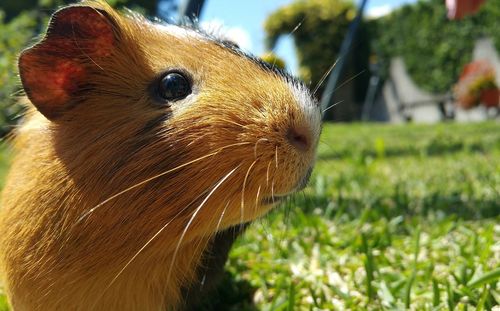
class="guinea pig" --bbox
[0,1,321,310]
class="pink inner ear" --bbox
[22,58,87,116]
[52,7,115,57]
[18,6,116,119]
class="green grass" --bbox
[0,122,499,310]
[218,122,500,310]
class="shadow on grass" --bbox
[183,271,257,311]
[181,224,258,311]
[288,191,500,221]
[318,140,491,162]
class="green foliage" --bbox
[260,52,286,70]
[0,10,36,136]
[371,0,500,94]
[264,0,370,103]
[266,0,500,97]
[224,122,498,310]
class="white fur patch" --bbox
[154,23,205,41]
[288,82,322,142]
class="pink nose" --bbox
[287,126,311,152]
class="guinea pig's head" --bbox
[18,1,321,232]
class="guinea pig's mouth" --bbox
[261,167,313,205]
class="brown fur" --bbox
[0,1,319,310]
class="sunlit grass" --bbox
[219,121,500,310]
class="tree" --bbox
[0,11,37,135]
[371,0,500,94]
[264,0,370,120]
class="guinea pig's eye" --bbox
[158,72,191,102]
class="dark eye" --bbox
[158,72,191,102]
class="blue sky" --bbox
[201,0,417,75]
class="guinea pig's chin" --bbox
[261,166,313,206]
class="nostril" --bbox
[287,127,310,152]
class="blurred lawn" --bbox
[215,122,500,310]
[0,122,499,310]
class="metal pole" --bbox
[361,69,381,121]
[320,0,369,118]
[178,0,206,20]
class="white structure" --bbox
[369,38,499,123]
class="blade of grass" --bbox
[405,226,421,308]
[466,267,500,289]
[361,233,375,302]
[287,281,295,311]
[475,285,489,311]
[432,278,440,307]
[446,281,456,311]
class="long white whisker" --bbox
[254,138,269,159]
[186,199,231,294]
[289,18,305,36]
[313,58,340,96]
[254,185,262,217]
[215,201,230,234]
[321,70,366,101]
[92,187,216,308]
[255,185,262,206]
[166,166,240,285]
[270,17,305,67]
[266,161,272,186]
[77,142,251,222]
[334,70,366,94]
[241,160,257,225]
[322,100,344,114]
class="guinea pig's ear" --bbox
[18,5,117,120]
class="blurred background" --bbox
[0,0,499,310]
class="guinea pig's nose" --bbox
[287,126,311,152]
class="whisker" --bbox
[322,100,344,115]
[241,160,257,225]
[91,186,212,309]
[215,201,230,234]
[185,199,232,295]
[320,70,366,106]
[254,138,269,159]
[270,17,305,68]
[332,70,366,95]
[313,58,340,96]
[289,18,305,36]
[187,133,210,147]
[318,139,335,150]
[77,142,252,222]
[11,88,25,97]
[166,166,240,286]
[254,184,262,218]
[266,161,272,186]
